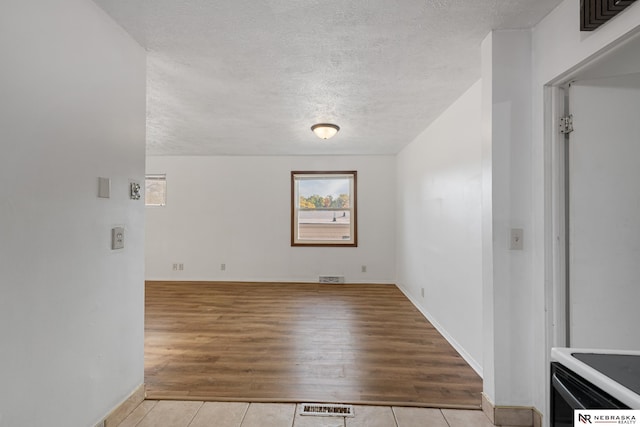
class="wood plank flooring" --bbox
[144,282,482,408]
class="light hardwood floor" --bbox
[145,282,482,408]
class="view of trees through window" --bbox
[298,193,350,209]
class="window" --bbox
[291,171,357,247]
[145,174,166,206]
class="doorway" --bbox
[550,32,640,350]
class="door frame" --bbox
[546,83,569,350]
[545,29,640,352]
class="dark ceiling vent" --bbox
[581,0,637,31]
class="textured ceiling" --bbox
[93,0,562,155]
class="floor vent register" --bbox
[318,276,345,284]
[299,403,355,417]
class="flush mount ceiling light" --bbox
[311,123,340,140]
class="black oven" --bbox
[551,362,629,427]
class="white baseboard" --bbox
[145,278,396,285]
[103,383,145,427]
[396,283,483,377]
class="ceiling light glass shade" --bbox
[311,123,340,139]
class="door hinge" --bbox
[559,114,574,134]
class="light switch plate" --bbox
[111,227,125,250]
[510,228,524,250]
[98,177,111,198]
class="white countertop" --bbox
[551,347,640,409]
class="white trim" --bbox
[396,283,483,378]
[543,82,568,427]
[548,84,568,349]
[144,278,397,285]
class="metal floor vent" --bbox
[299,403,355,417]
[319,275,345,284]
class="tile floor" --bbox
[116,400,497,427]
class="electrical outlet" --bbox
[361,265,367,273]
[111,227,125,250]
[221,263,226,271]
[172,263,178,271]
[178,263,184,271]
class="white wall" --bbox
[531,0,640,418]
[145,156,396,283]
[0,1,146,426]
[481,30,535,406]
[568,80,640,350]
[477,0,640,422]
[396,81,483,375]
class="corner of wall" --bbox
[396,284,483,378]
[103,384,146,427]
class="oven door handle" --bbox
[552,373,586,410]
